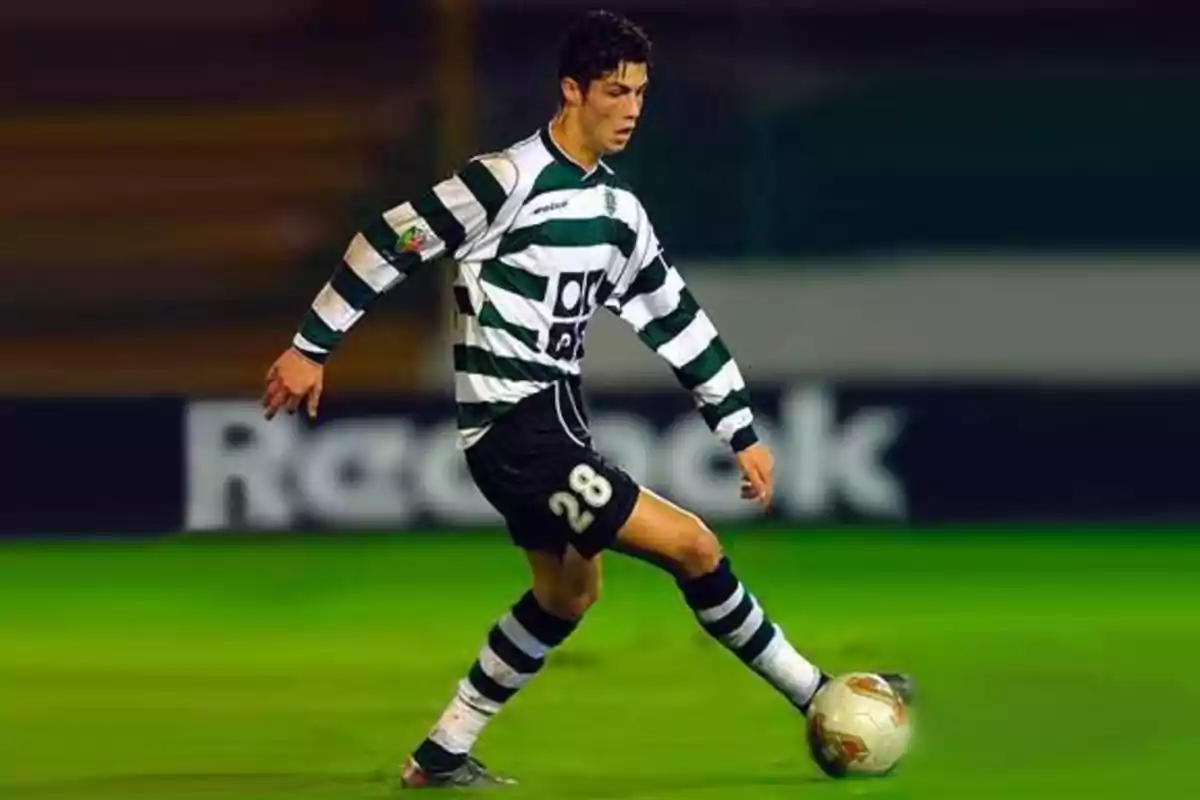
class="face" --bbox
[563,61,648,155]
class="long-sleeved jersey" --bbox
[293,126,758,452]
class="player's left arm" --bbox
[607,245,773,505]
[609,248,756,445]
[605,199,776,504]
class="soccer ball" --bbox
[805,672,911,778]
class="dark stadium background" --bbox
[3,2,1199,798]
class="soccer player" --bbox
[262,9,911,789]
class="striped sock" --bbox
[412,591,577,773]
[679,556,826,712]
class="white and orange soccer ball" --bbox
[805,672,912,778]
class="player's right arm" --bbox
[262,154,518,420]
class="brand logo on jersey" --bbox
[603,186,617,216]
[532,199,569,216]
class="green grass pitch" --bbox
[2,526,1199,798]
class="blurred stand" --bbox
[3,1,1199,396]
[1,1,446,395]
[4,1,1200,533]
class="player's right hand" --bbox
[262,347,324,420]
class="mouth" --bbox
[615,126,635,137]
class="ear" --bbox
[560,76,585,108]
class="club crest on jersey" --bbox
[603,186,616,217]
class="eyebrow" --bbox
[605,80,649,92]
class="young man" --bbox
[262,10,911,789]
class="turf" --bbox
[1,526,1198,798]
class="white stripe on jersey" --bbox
[658,310,719,367]
[460,322,580,376]
[714,407,755,443]
[480,289,547,337]
[343,233,402,292]
[312,284,362,332]
[383,201,447,259]
[501,244,622,279]
[435,175,488,254]
[694,359,746,404]
[454,371,551,406]
[618,267,686,331]
[293,332,328,356]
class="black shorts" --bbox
[464,378,640,559]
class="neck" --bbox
[549,109,600,170]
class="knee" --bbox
[566,578,602,620]
[675,517,724,579]
[535,574,602,622]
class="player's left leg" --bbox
[402,545,600,788]
[614,487,912,712]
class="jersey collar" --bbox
[541,125,611,180]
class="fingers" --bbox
[307,383,322,420]
[747,467,770,509]
[739,453,774,510]
[263,389,288,420]
[759,458,774,508]
[262,374,298,421]
[284,392,303,415]
[263,383,322,422]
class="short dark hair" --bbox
[557,10,652,99]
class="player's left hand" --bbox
[736,441,774,510]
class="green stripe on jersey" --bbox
[528,162,598,199]
[298,310,341,350]
[478,301,539,350]
[638,288,701,351]
[730,426,759,452]
[361,217,424,274]
[497,217,636,260]
[454,344,564,384]
[674,337,734,391]
[480,259,548,300]
[698,387,751,430]
[412,188,466,252]
[622,254,669,303]
[458,160,508,225]
[457,400,516,430]
[329,264,377,310]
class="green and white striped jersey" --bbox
[293,126,758,452]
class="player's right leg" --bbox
[400,546,598,789]
[613,487,913,712]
